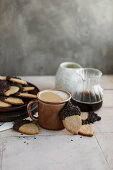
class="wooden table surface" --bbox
[0,75,113,170]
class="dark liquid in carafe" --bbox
[71,91,103,112]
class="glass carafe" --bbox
[71,68,103,112]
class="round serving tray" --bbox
[0,82,39,122]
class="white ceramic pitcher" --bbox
[55,62,81,95]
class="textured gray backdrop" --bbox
[0,0,113,75]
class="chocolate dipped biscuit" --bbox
[0,100,12,107]
[0,76,6,80]
[59,102,82,134]
[59,102,81,120]
[4,97,24,105]
[16,92,37,98]
[4,86,19,96]
[0,80,10,95]
[0,96,24,105]
[13,120,39,135]
[7,76,27,85]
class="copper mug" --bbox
[27,89,71,130]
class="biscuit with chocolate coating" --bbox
[4,86,19,96]
[8,77,27,85]
[0,80,10,95]
[4,97,24,105]
[59,102,81,120]
[0,100,12,107]
[23,87,35,91]
[19,93,37,98]
[13,120,39,135]
[0,76,6,80]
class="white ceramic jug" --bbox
[55,62,81,95]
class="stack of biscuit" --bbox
[0,76,37,108]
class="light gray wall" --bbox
[0,0,113,75]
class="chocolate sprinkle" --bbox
[59,102,81,120]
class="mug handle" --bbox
[27,100,38,121]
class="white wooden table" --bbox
[0,75,113,170]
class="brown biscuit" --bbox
[0,76,6,80]
[0,100,12,107]
[62,115,82,135]
[80,112,88,120]
[23,87,35,91]
[19,93,37,98]
[18,123,39,135]
[4,86,19,96]
[4,97,24,105]
[9,78,27,85]
[78,124,94,136]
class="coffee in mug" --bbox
[27,89,71,130]
[39,90,69,102]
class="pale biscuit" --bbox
[78,124,94,136]
[4,86,19,96]
[23,87,35,91]
[4,97,24,105]
[62,115,82,135]
[9,78,27,85]
[0,100,12,107]
[0,76,6,80]
[18,123,39,135]
[81,112,88,120]
[19,93,37,98]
